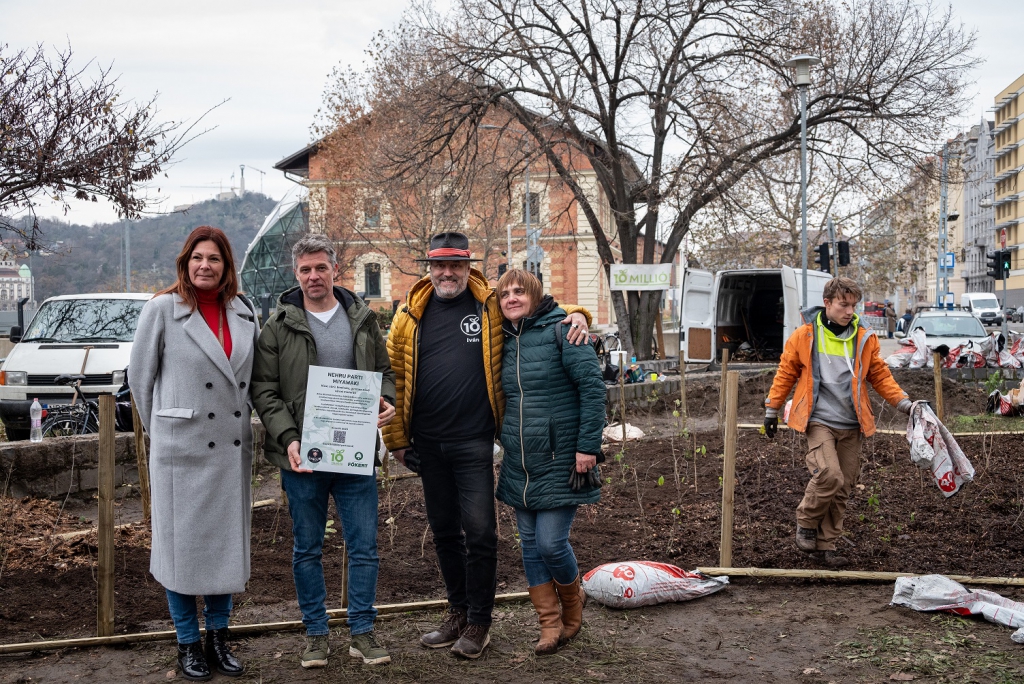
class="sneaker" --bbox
[810,550,849,568]
[349,631,391,666]
[420,608,467,648]
[300,635,330,669]
[795,525,818,552]
[451,624,490,659]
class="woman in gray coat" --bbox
[131,226,258,681]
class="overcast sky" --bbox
[3,0,1022,226]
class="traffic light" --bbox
[987,250,1004,280]
[837,240,850,266]
[814,243,831,273]
[1001,249,1012,279]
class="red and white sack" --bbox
[885,342,915,369]
[907,329,930,368]
[891,574,1024,643]
[906,401,975,497]
[1009,332,1024,366]
[582,562,728,609]
[988,390,1017,416]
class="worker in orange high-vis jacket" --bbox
[763,277,917,567]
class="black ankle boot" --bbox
[177,641,212,681]
[205,627,244,676]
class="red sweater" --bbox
[195,289,232,359]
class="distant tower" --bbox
[239,165,246,196]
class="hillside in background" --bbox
[10,193,278,301]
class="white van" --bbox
[959,292,1002,327]
[0,293,152,439]
[680,266,833,363]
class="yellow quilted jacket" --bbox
[382,269,590,450]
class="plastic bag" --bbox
[891,575,1024,642]
[582,562,728,608]
[906,402,975,497]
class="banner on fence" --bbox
[610,264,672,291]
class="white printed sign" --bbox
[610,264,673,291]
[299,366,381,475]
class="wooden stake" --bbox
[933,352,944,421]
[0,592,531,655]
[719,371,739,568]
[97,394,116,638]
[130,397,151,522]
[619,353,627,443]
[718,347,730,430]
[697,566,1024,586]
[679,366,687,425]
[341,541,349,609]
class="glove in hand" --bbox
[764,415,778,439]
[403,449,421,474]
[568,464,603,492]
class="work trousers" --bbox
[796,422,862,551]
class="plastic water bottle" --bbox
[30,398,43,442]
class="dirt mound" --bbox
[2,428,1020,645]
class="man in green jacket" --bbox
[252,234,396,669]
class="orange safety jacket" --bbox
[765,310,907,437]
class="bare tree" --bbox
[361,0,975,357]
[0,44,205,238]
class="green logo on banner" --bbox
[331,449,345,463]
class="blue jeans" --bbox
[281,468,379,636]
[514,506,580,587]
[416,436,498,626]
[165,589,232,644]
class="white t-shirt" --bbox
[307,302,340,324]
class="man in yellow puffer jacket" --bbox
[764,277,914,567]
[383,232,591,659]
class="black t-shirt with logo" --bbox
[411,288,496,443]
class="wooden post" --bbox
[933,352,944,421]
[719,370,739,568]
[130,397,151,522]
[618,354,627,443]
[718,347,730,430]
[679,367,687,425]
[340,541,349,609]
[97,394,116,637]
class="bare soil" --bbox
[2,367,1021,682]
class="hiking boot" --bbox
[204,627,244,677]
[300,634,330,669]
[451,623,490,659]
[420,607,467,648]
[795,525,818,552]
[810,550,849,568]
[350,631,391,665]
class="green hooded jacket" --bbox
[252,285,396,471]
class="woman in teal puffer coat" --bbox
[495,269,605,656]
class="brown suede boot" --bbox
[554,574,587,643]
[527,582,562,656]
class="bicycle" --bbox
[40,373,133,437]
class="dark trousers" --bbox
[415,436,498,626]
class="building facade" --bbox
[0,251,34,311]
[993,73,1024,307]
[962,119,996,294]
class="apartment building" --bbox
[962,119,996,294]
[992,73,1024,306]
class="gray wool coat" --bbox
[130,293,259,596]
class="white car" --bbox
[0,293,151,440]
[896,310,989,351]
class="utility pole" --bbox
[937,142,949,308]
[124,220,132,292]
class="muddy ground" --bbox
[3,368,1023,682]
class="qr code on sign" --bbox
[333,429,347,444]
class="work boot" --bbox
[451,623,490,659]
[349,631,391,665]
[810,550,849,568]
[204,627,244,676]
[528,581,562,656]
[554,574,587,643]
[300,634,330,669]
[795,525,818,552]
[177,641,213,681]
[420,607,467,648]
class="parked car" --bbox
[0,293,151,440]
[895,309,989,351]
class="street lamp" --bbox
[785,54,821,311]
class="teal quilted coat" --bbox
[496,299,605,510]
